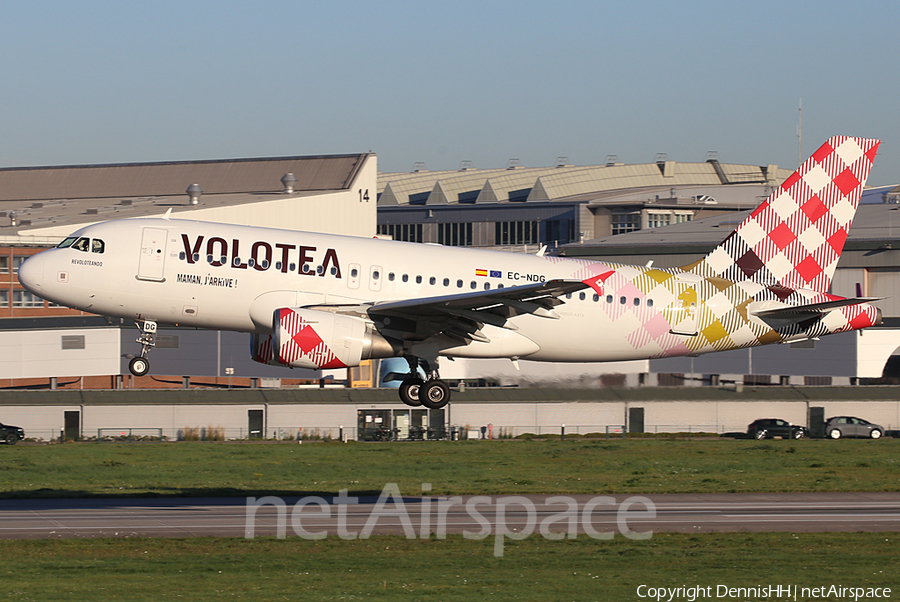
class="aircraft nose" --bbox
[17,254,44,293]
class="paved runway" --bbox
[0,492,898,539]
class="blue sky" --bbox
[2,1,898,185]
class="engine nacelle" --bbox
[256,308,399,369]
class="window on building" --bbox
[673,213,693,224]
[377,224,423,243]
[12,256,27,273]
[12,289,43,308]
[0,290,7,307]
[611,213,640,235]
[495,220,539,245]
[647,212,671,229]
[0,257,7,274]
[437,222,474,246]
[545,219,573,244]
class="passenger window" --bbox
[566,293,572,300]
[193,253,200,263]
[72,237,90,252]
[443,278,450,287]
[470,281,476,289]
[317,265,324,275]
[402,274,409,283]
[647,299,654,307]
[276,261,283,270]
[484,283,490,290]
[372,270,380,280]
[248,258,256,268]
[497,284,504,289]
[389,273,395,281]
[91,239,105,253]
[606,295,613,303]
[416,275,422,284]
[57,237,77,249]
[351,268,359,278]
[579,292,586,301]
[429,277,436,285]
[619,297,626,305]
[633,298,640,306]
[593,294,599,302]
[457,280,463,288]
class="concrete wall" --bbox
[3,388,898,441]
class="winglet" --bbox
[689,136,880,293]
[163,208,173,220]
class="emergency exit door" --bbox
[137,228,168,282]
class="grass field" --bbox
[0,438,897,498]
[0,533,896,601]
[2,439,897,600]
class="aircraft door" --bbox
[137,228,168,282]
[668,274,700,336]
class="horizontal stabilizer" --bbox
[753,297,882,320]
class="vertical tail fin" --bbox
[688,136,880,292]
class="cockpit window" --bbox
[57,237,77,249]
[91,239,105,254]
[72,237,90,252]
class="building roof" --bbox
[0,153,370,237]
[563,203,900,258]
[377,160,793,207]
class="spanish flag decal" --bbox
[475,269,488,277]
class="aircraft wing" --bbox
[366,278,589,343]
[307,279,588,344]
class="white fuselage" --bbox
[17,216,875,366]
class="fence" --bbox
[18,422,894,443]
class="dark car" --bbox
[0,422,25,445]
[824,416,884,439]
[747,418,808,440]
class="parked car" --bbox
[824,416,884,439]
[0,422,25,445]
[747,418,808,440]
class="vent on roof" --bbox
[605,155,618,167]
[555,156,569,168]
[8,211,17,227]
[507,158,522,170]
[413,162,427,172]
[187,183,202,205]
[281,173,297,194]
[459,160,474,171]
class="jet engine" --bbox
[253,308,400,369]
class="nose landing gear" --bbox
[128,320,157,377]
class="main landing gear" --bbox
[398,356,450,410]
[128,320,157,377]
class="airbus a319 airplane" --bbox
[18,136,881,409]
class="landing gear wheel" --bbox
[129,356,150,377]
[420,380,450,410]
[399,378,424,407]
